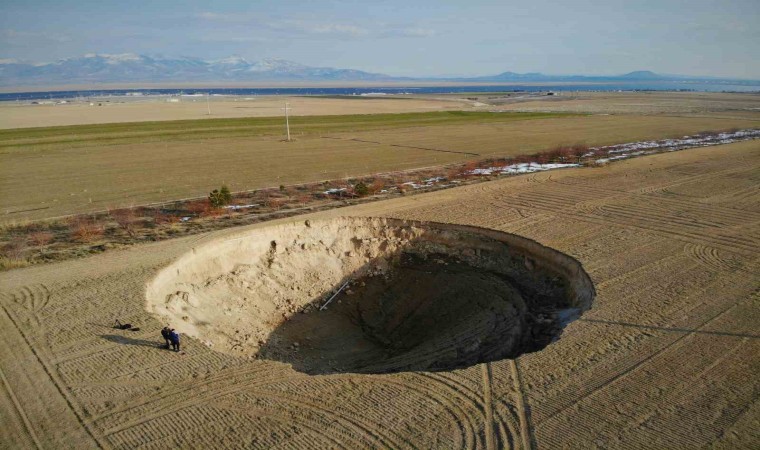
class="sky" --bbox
[1,0,759,78]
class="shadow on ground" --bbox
[100,334,166,349]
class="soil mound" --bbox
[146,217,595,374]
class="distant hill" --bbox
[0,53,394,86]
[453,69,683,83]
[0,53,755,86]
[618,70,664,79]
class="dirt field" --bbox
[3,111,758,223]
[0,96,470,129]
[1,140,757,448]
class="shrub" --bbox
[533,152,551,164]
[369,179,386,194]
[296,194,313,206]
[29,231,54,246]
[513,154,532,164]
[153,211,179,225]
[461,161,479,177]
[489,159,510,169]
[70,218,103,243]
[186,200,210,215]
[571,144,589,158]
[111,208,137,237]
[447,168,463,180]
[209,185,232,208]
[1,239,27,260]
[354,182,369,197]
[265,197,285,210]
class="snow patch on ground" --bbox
[596,129,760,155]
[323,188,347,195]
[470,162,580,176]
[224,204,258,210]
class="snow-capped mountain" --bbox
[0,53,392,85]
[1,53,755,87]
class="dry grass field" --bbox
[0,140,758,448]
[3,109,758,223]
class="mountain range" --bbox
[0,53,755,87]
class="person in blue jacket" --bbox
[169,329,180,352]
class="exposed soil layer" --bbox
[147,217,595,374]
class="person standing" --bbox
[169,329,181,352]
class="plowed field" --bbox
[1,139,758,448]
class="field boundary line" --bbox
[333,136,482,157]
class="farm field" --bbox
[0,95,471,130]
[2,109,759,223]
[3,91,759,131]
[467,91,760,118]
[1,139,758,448]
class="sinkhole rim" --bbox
[146,217,596,374]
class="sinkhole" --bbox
[147,217,595,374]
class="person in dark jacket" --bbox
[161,327,172,349]
[169,329,180,352]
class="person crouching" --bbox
[161,327,172,349]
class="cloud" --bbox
[195,12,247,23]
[309,23,368,36]
[1,29,72,43]
[195,12,427,39]
[375,23,437,38]
[197,35,271,43]
[397,27,436,37]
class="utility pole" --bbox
[282,102,292,141]
[206,92,211,115]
